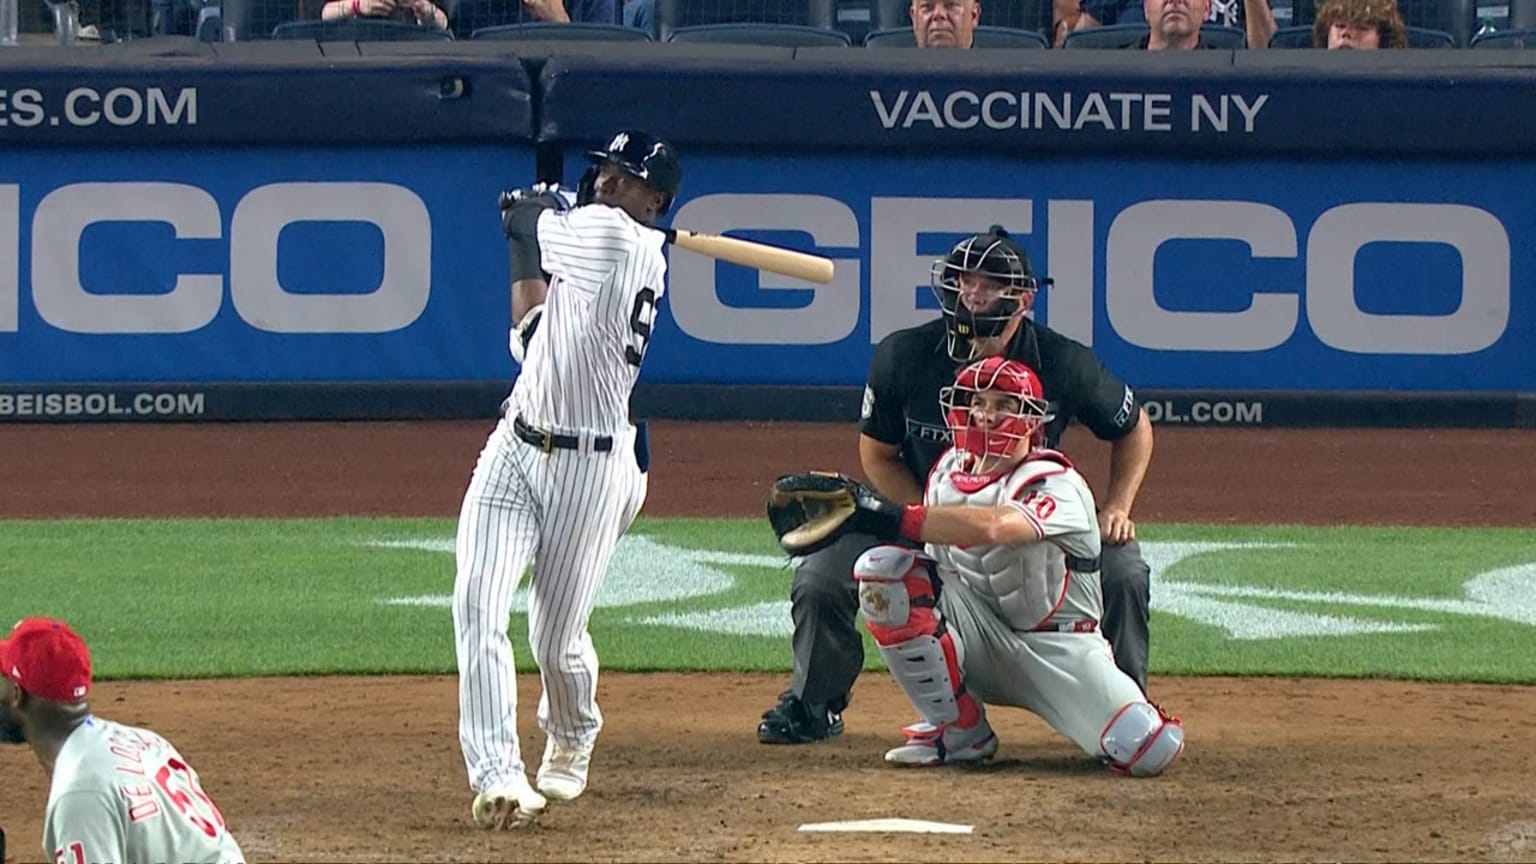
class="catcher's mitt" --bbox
[765,471,904,556]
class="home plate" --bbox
[798,818,973,834]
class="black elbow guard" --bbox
[504,202,546,282]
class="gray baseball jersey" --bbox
[43,717,244,864]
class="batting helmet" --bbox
[930,226,1050,362]
[583,130,683,215]
[940,356,1051,464]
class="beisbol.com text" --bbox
[0,392,206,419]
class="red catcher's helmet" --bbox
[941,357,1051,463]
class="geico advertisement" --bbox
[637,155,1531,390]
[0,147,527,383]
[2,151,1528,391]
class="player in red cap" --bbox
[1,617,245,864]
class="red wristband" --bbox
[898,504,927,541]
[351,0,360,15]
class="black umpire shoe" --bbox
[757,691,845,744]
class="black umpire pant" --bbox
[787,532,1152,716]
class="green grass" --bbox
[2,518,1532,684]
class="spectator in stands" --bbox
[311,0,448,27]
[1056,0,1272,48]
[910,0,980,47]
[623,0,974,41]
[516,0,610,22]
[1128,0,1218,46]
[1311,0,1405,46]
[458,0,614,33]
[152,0,196,36]
[622,0,651,32]
[72,0,151,38]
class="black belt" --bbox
[513,416,613,454]
[1067,555,1101,572]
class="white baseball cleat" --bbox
[471,776,547,829]
[884,721,999,766]
[535,739,593,801]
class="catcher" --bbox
[766,357,1184,774]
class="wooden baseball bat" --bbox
[501,184,834,283]
[663,229,836,285]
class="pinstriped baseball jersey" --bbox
[454,197,665,804]
[43,717,244,864]
[926,449,1102,632]
[506,205,667,434]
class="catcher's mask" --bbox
[930,226,1050,362]
[941,356,1051,463]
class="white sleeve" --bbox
[536,205,642,299]
[1010,472,1097,544]
[44,791,127,864]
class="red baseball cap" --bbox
[0,618,92,703]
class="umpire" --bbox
[757,225,1155,744]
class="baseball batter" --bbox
[0,617,246,864]
[453,130,682,829]
[850,358,1184,772]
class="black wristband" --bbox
[855,485,905,540]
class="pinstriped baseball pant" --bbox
[452,416,646,794]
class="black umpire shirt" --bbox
[860,317,1141,485]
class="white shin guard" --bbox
[877,634,964,728]
[855,545,970,731]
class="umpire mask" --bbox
[930,226,1048,362]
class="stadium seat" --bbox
[271,18,455,38]
[1195,22,1245,44]
[654,0,836,40]
[471,21,651,37]
[1266,23,1309,44]
[1291,0,1475,45]
[972,24,1048,45]
[1513,0,1536,28]
[861,24,915,43]
[204,0,287,38]
[1061,21,1146,46]
[666,21,851,42]
[195,3,222,38]
[1471,25,1536,44]
[1404,24,1455,44]
[836,0,870,43]
[1062,21,1245,47]
[862,23,1046,45]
